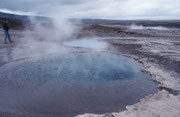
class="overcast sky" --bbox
[0,0,179,19]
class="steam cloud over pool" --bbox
[0,52,157,117]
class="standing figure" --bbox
[3,20,13,44]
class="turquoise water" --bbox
[64,39,107,49]
[0,52,157,117]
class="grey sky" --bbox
[0,0,179,19]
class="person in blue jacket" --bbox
[3,20,13,44]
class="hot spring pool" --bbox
[0,52,157,117]
[64,39,107,49]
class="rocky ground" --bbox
[0,22,180,117]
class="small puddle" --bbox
[0,52,157,117]
[64,39,107,49]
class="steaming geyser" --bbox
[0,52,157,117]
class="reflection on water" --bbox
[0,52,157,117]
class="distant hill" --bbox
[0,12,50,30]
[0,12,180,29]
[80,19,180,28]
[0,12,30,20]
